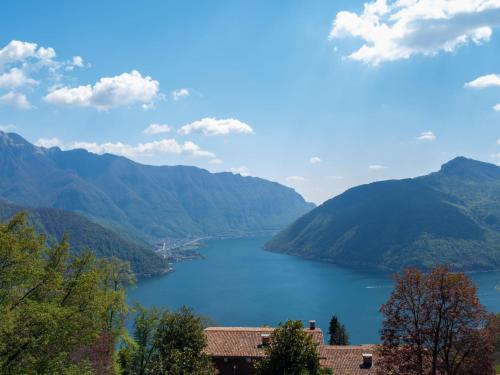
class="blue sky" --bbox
[1,0,500,203]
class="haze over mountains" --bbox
[267,157,500,271]
[0,131,314,275]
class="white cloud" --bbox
[209,158,223,164]
[0,123,16,132]
[465,73,500,88]
[35,137,62,148]
[286,175,307,182]
[369,164,388,170]
[0,92,31,109]
[229,166,250,176]
[329,0,500,65]
[35,137,215,159]
[179,117,254,136]
[171,88,189,101]
[0,40,38,67]
[416,131,436,141]
[497,139,500,144]
[143,123,171,135]
[309,156,322,164]
[72,56,84,68]
[493,103,500,111]
[0,68,38,89]
[43,70,160,110]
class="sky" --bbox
[1,0,500,204]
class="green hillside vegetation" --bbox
[0,200,168,277]
[0,132,313,241]
[266,157,500,271]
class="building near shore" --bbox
[204,320,377,375]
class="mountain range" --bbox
[266,157,500,271]
[0,131,313,275]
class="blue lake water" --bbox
[128,236,500,344]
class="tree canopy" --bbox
[378,266,497,375]
[119,305,214,375]
[255,320,331,375]
[0,213,134,375]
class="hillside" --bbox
[266,157,500,271]
[0,132,314,241]
[0,200,168,277]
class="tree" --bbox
[328,315,349,345]
[118,305,162,375]
[148,306,214,375]
[378,266,496,375]
[0,213,134,375]
[255,320,331,375]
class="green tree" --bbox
[255,320,331,375]
[148,306,214,375]
[0,213,133,375]
[328,315,349,345]
[118,305,162,375]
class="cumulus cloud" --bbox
[35,137,215,159]
[209,158,223,164]
[0,68,38,89]
[0,92,31,109]
[369,164,388,170]
[0,40,39,67]
[329,0,500,65]
[43,70,160,110]
[143,123,171,135]
[171,88,189,101]
[416,131,436,141]
[178,117,254,136]
[465,73,500,88]
[286,175,307,182]
[494,104,500,111]
[309,156,322,164]
[229,166,250,176]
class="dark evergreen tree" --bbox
[328,315,349,345]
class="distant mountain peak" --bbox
[438,156,500,179]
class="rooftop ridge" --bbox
[204,326,323,332]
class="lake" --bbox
[128,236,500,344]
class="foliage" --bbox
[255,320,331,375]
[0,200,168,277]
[267,157,500,271]
[119,305,214,375]
[0,213,134,375]
[118,305,162,375]
[328,315,349,345]
[377,266,496,375]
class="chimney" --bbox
[261,333,270,346]
[362,353,373,367]
[309,320,316,330]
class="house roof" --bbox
[320,345,378,375]
[203,326,378,375]
[203,326,325,358]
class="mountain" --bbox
[0,132,313,241]
[0,199,168,277]
[266,157,500,271]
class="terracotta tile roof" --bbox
[203,327,325,358]
[321,345,378,375]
